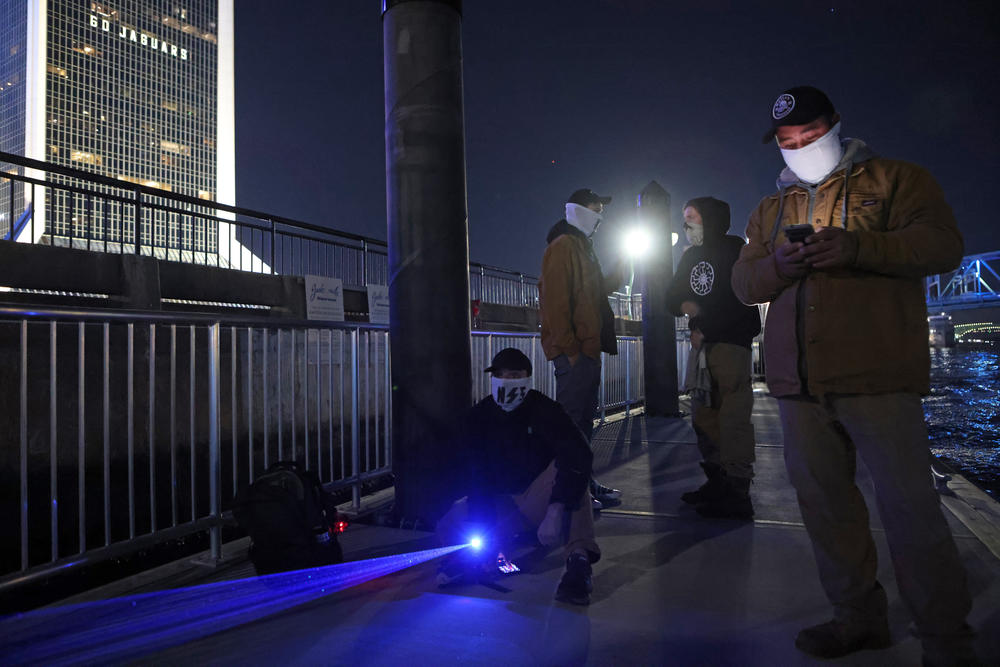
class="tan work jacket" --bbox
[539,223,618,361]
[732,150,963,397]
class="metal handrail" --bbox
[0,151,644,313]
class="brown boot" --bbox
[695,475,753,520]
[681,462,725,505]
[795,618,891,659]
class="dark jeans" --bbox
[553,353,601,443]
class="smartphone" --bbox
[784,224,814,244]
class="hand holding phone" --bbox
[784,224,814,244]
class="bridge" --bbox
[926,250,1000,341]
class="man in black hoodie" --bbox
[666,196,761,519]
[435,348,600,605]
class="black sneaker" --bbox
[555,553,593,605]
[590,479,622,502]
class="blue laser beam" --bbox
[0,543,467,666]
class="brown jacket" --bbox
[539,221,619,361]
[732,141,963,397]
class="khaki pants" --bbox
[778,393,972,640]
[436,461,600,561]
[691,343,756,479]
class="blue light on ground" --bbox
[0,544,467,666]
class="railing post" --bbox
[519,273,525,306]
[599,354,607,425]
[134,187,142,257]
[207,323,223,561]
[624,341,631,416]
[269,218,276,275]
[362,239,368,286]
[351,328,361,511]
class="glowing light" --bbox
[468,536,483,550]
[622,227,653,259]
[0,544,468,664]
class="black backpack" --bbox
[233,461,344,575]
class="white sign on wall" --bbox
[304,275,345,322]
[367,284,390,325]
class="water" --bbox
[924,343,1000,498]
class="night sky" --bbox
[235,1,999,277]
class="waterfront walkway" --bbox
[4,389,999,665]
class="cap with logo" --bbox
[567,188,612,207]
[762,86,836,144]
[484,347,532,375]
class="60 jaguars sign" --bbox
[89,14,189,60]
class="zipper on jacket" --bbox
[795,186,818,395]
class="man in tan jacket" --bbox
[732,86,976,666]
[539,188,623,509]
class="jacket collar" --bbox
[546,219,589,245]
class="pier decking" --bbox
[4,389,998,666]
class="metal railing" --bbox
[0,305,391,592]
[0,151,644,315]
[0,302,647,592]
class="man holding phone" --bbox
[732,86,976,665]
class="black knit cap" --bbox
[484,347,532,375]
[567,188,612,207]
[762,86,836,143]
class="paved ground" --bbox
[2,390,998,666]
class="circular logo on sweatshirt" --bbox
[690,261,714,296]
[772,93,795,120]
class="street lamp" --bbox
[621,225,654,319]
[622,226,653,260]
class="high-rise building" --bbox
[1,0,242,266]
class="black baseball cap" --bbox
[567,188,612,207]
[484,347,532,375]
[762,86,836,143]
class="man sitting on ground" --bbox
[436,347,600,605]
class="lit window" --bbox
[71,151,103,166]
[160,139,191,155]
[70,42,100,56]
[46,64,68,78]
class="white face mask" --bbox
[779,121,844,184]
[491,376,531,412]
[684,225,704,246]
[565,203,603,237]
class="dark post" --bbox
[383,0,472,525]
[636,181,679,416]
